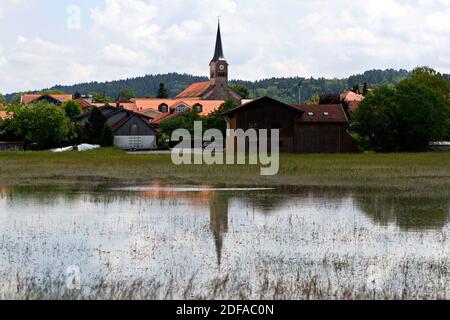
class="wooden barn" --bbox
[223,96,356,153]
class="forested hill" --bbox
[6,69,443,103]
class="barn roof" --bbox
[292,104,349,123]
[224,96,349,123]
[223,96,294,115]
[21,94,73,104]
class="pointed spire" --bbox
[212,19,225,61]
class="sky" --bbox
[0,0,449,93]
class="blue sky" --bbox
[1,0,449,93]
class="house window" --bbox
[194,104,203,113]
[249,122,258,129]
[159,104,168,113]
[272,122,282,129]
[173,104,189,113]
[308,112,314,116]
[323,112,329,116]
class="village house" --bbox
[77,105,158,150]
[223,96,356,153]
[340,91,365,113]
[20,94,73,105]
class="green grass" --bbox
[0,148,449,196]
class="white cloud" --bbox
[100,44,147,65]
[0,0,450,93]
[0,0,28,19]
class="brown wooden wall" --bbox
[294,123,356,153]
[229,100,298,153]
[227,101,357,153]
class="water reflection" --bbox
[354,195,450,231]
[1,184,449,273]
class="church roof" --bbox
[176,81,212,99]
[212,22,225,61]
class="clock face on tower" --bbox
[219,64,225,71]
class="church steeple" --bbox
[210,20,229,86]
[212,20,225,62]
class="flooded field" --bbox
[0,184,448,300]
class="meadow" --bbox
[0,148,449,197]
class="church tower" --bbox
[209,21,229,86]
[176,20,241,104]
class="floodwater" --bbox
[0,184,448,299]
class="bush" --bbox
[84,107,106,145]
[62,100,82,119]
[351,80,450,152]
[100,124,114,147]
[9,101,72,150]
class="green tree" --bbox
[117,88,135,101]
[62,100,82,119]
[362,83,369,96]
[100,123,114,147]
[305,94,320,105]
[230,84,250,99]
[160,109,201,138]
[92,93,111,103]
[73,91,82,99]
[10,93,23,105]
[395,79,449,150]
[0,93,5,104]
[351,85,397,152]
[9,101,72,150]
[410,66,450,101]
[352,80,449,152]
[39,89,65,95]
[157,83,169,98]
[84,107,107,145]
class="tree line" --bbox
[5,69,439,104]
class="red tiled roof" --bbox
[75,98,95,111]
[0,111,13,120]
[176,82,212,99]
[21,94,73,104]
[292,104,348,123]
[340,91,364,112]
[151,112,183,125]
[131,98,224,116]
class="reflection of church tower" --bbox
[209,192,229,268]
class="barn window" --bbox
[159,104,168,113]
[272,122,282,129]
[308,112,314,116]
[323,112,329,116]
[249,122,258,129]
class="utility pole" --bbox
[298,80,303,104]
